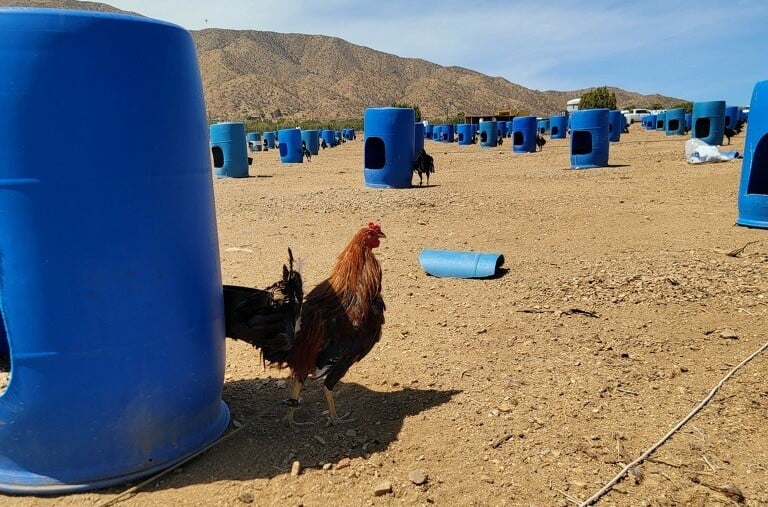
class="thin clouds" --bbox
[101,0,767,105]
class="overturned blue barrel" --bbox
[210,122,248,178]
[496,121,508,138]
[479,121,498,147]
[263,131,277,149]
[550,115,567,139]
[301,129,320,155]
[425,124,434,139]
[419,249,505,279]
[414,122,425,155]
[655,111,666,130]
[441,124,454,142]
[363,107,415,188]
[608,110,623,142]
[457,124,474,145]
[512,116,537,153]
[692,100,725,146]
[725,105,740,128]
[278,128,303,163]
[570,108,610,169]
[643,115,656,130]
[665,108,686,135]
[737,80,768,229]
[246,132,262,152]
[0,8,229,493]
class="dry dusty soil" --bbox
[1,126,767,506]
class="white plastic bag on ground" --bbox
[685,138,739,164]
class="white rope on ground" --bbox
[580,338,768,507]
[96,423,246,507]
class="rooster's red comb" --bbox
[367,222,382,232]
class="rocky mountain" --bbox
[1,1,685,121]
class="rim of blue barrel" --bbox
[0,7,186,31]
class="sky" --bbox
[99,0,768,107]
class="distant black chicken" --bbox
[223,248,303,364]
[413,149,434,186]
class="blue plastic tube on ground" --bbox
[419,249,505,278]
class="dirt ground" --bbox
[2,125,767,506]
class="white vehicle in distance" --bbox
[621,108,652,124]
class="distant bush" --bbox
[240,117,364,133]
[580,87,617,110]
[670,101,693,113]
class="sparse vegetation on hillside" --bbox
[579,86,617,110]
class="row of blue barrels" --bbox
[641,101,747,145]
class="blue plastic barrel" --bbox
[246,131,262,152]
[692,100,725,146]
[263,131,277,149]
[665,109,686,136]
[363,107,415,188]
[736,80,768,228]
[301,129,320,155]
[321,129,336,147]
[570,108,610,169]
[550,115,567,139]
[425,124,434,139]
[725,105,740,128]
[278,128,303,163]
[512,116,537,153]
[644,115,656,130]
[419,249,505,279]
[608,110,623,142]
[685,113,692,132]
[536,119,549,135]
[655,111,666,131]
[442,124,455,142]
[0,8,229,493]
[457,124,473,145]
[505,121,513,137]
[414,122,425,155]
[496,121,507,139]
[479,121,498,147]
[210,122,248,178]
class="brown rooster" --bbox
[223,223,386,426]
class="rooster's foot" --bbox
[324,411,355,427]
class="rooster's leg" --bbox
[323,386,354,426]
[282,378,313,427]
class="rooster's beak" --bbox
[378,231,386,239]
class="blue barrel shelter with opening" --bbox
[363,107,415,188]
[278,128,303,163]
[608,110,623,142]
[655,111,666,131]
[737,80,768,229]
[496,121,507,139]
[457,124,473,145]
[414,122,425,155]
[570,108,610,169]
[301,129,320,156]
[692,100,725,146]
[685,113,692,132]
[665,108,686,136]
[263,131,276,149]
[536,119,549,135]
[505,121,513,137]
[550,115,567,139]
[246,132,262,152]
[725,105,740,128]
[210,122,248,178]
[321,129,336,147]
[425,124,434,139]
[479,121,498,147]
[441,124,454,143]
[512,116,537,153]
[643,115,656,130]
[0,9,229,493]
[432,126,441,141]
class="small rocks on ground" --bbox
[290,461,301,476]
[409,469,428,485]
[373,480,393,496]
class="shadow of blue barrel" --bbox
[442,124,454,143]
[665,109,686,136]
[263,131,277,149]
[737,81,768,228]
[692,100,725,145]
[570,108,610,169]
[278,128,303,163]
[512,116,537,153]
[363,107,415,188]
[655,111,666,131]
[457,124,473,145]
[550,115,567,139]
[301,129,320,155]
[414,123,425,155]
[425,124,434,139]
[725,105,740,128]
[210,122,248,178]
[479,121,497,147]
[643,115,656,130]
[496,121,507,138]
[0,9,229,493]
[246,132,262,152]
[608,110,623,142]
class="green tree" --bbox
[580,86,617,110]
[670,101,693,113]
[391,102,421,121]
